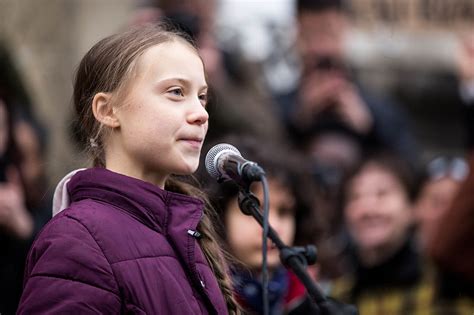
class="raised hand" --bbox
[0,166,33,239]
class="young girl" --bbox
[18,25,237,314]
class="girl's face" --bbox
[108,40,209,186]
[225,178,296,271]
[344,163,413,255]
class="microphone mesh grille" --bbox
[205,143,241,179]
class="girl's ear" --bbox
[92,92,120,128]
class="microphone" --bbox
[205,143,265,186]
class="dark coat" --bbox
[18,168,228,314]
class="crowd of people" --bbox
[1,0,473,314]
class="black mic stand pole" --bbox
[238,189,348,315]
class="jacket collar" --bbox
[350,236,421,294]
[67,168,204,234]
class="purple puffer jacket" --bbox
[18,168,228,314]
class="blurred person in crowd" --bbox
[427,154,474,301]
[201,135,320,314]
[415,156,468,253]
[0,91,49,315]
[329,152,430,314]
[423,32,474,311]
[130,0,285,145]
[302,121,365,281]
[415,156,474,313]
[14,111,51,225]
[275,0,419,166]
[18,24,240,314]
[305,122,364,225]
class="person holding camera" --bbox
[274,0,419,166]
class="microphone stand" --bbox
[238,188,353,315]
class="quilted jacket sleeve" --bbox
[17,214,121,314]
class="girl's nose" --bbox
[187,99,209,125]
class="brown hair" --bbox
[341,151,419,205]
[72,24,238,314]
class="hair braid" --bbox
[166,177,241,314]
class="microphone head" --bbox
[205,143,241,179]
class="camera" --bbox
[313,55,346,73]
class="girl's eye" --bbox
[168,88,184,97]
[199,93,208,106]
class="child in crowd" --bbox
[202,135,323,315]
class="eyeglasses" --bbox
[426,156,469,182]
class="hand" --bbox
[0,166,33,239]
[456,32,474,84]
[295,71,346,128]
[333,83,373,134]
